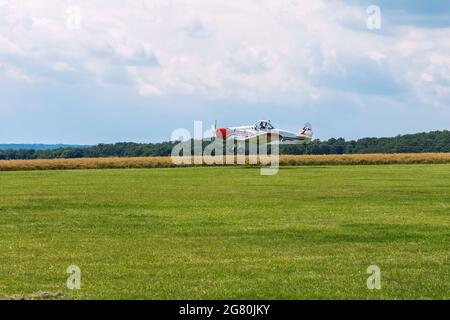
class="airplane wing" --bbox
[244,132,282,144]
[271,135,309,145]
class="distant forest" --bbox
[0,144,91,151]
[0,130,449,160]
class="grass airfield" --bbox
[0,165,449,299]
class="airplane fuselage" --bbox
[216,125,312,145]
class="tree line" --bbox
[0,130,449,160]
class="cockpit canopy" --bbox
[255,120,274,130]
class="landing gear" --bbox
[225,140,246,155]
[226,143,235,155]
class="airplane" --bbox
[212,120,313,145]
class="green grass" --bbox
[0,165,449,299]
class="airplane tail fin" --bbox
[299,122,313,138]
[212,120,218,138]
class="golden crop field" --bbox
[1,153,450,171]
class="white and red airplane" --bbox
[213,120,313,145]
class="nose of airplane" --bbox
[216,128,227,138]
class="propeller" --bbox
[212,120,218,138]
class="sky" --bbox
[0,0,449,144]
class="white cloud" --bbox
[365,51,386,64]
[2,65,31,83]
[0,0,449,107]
[51,62,76,72]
